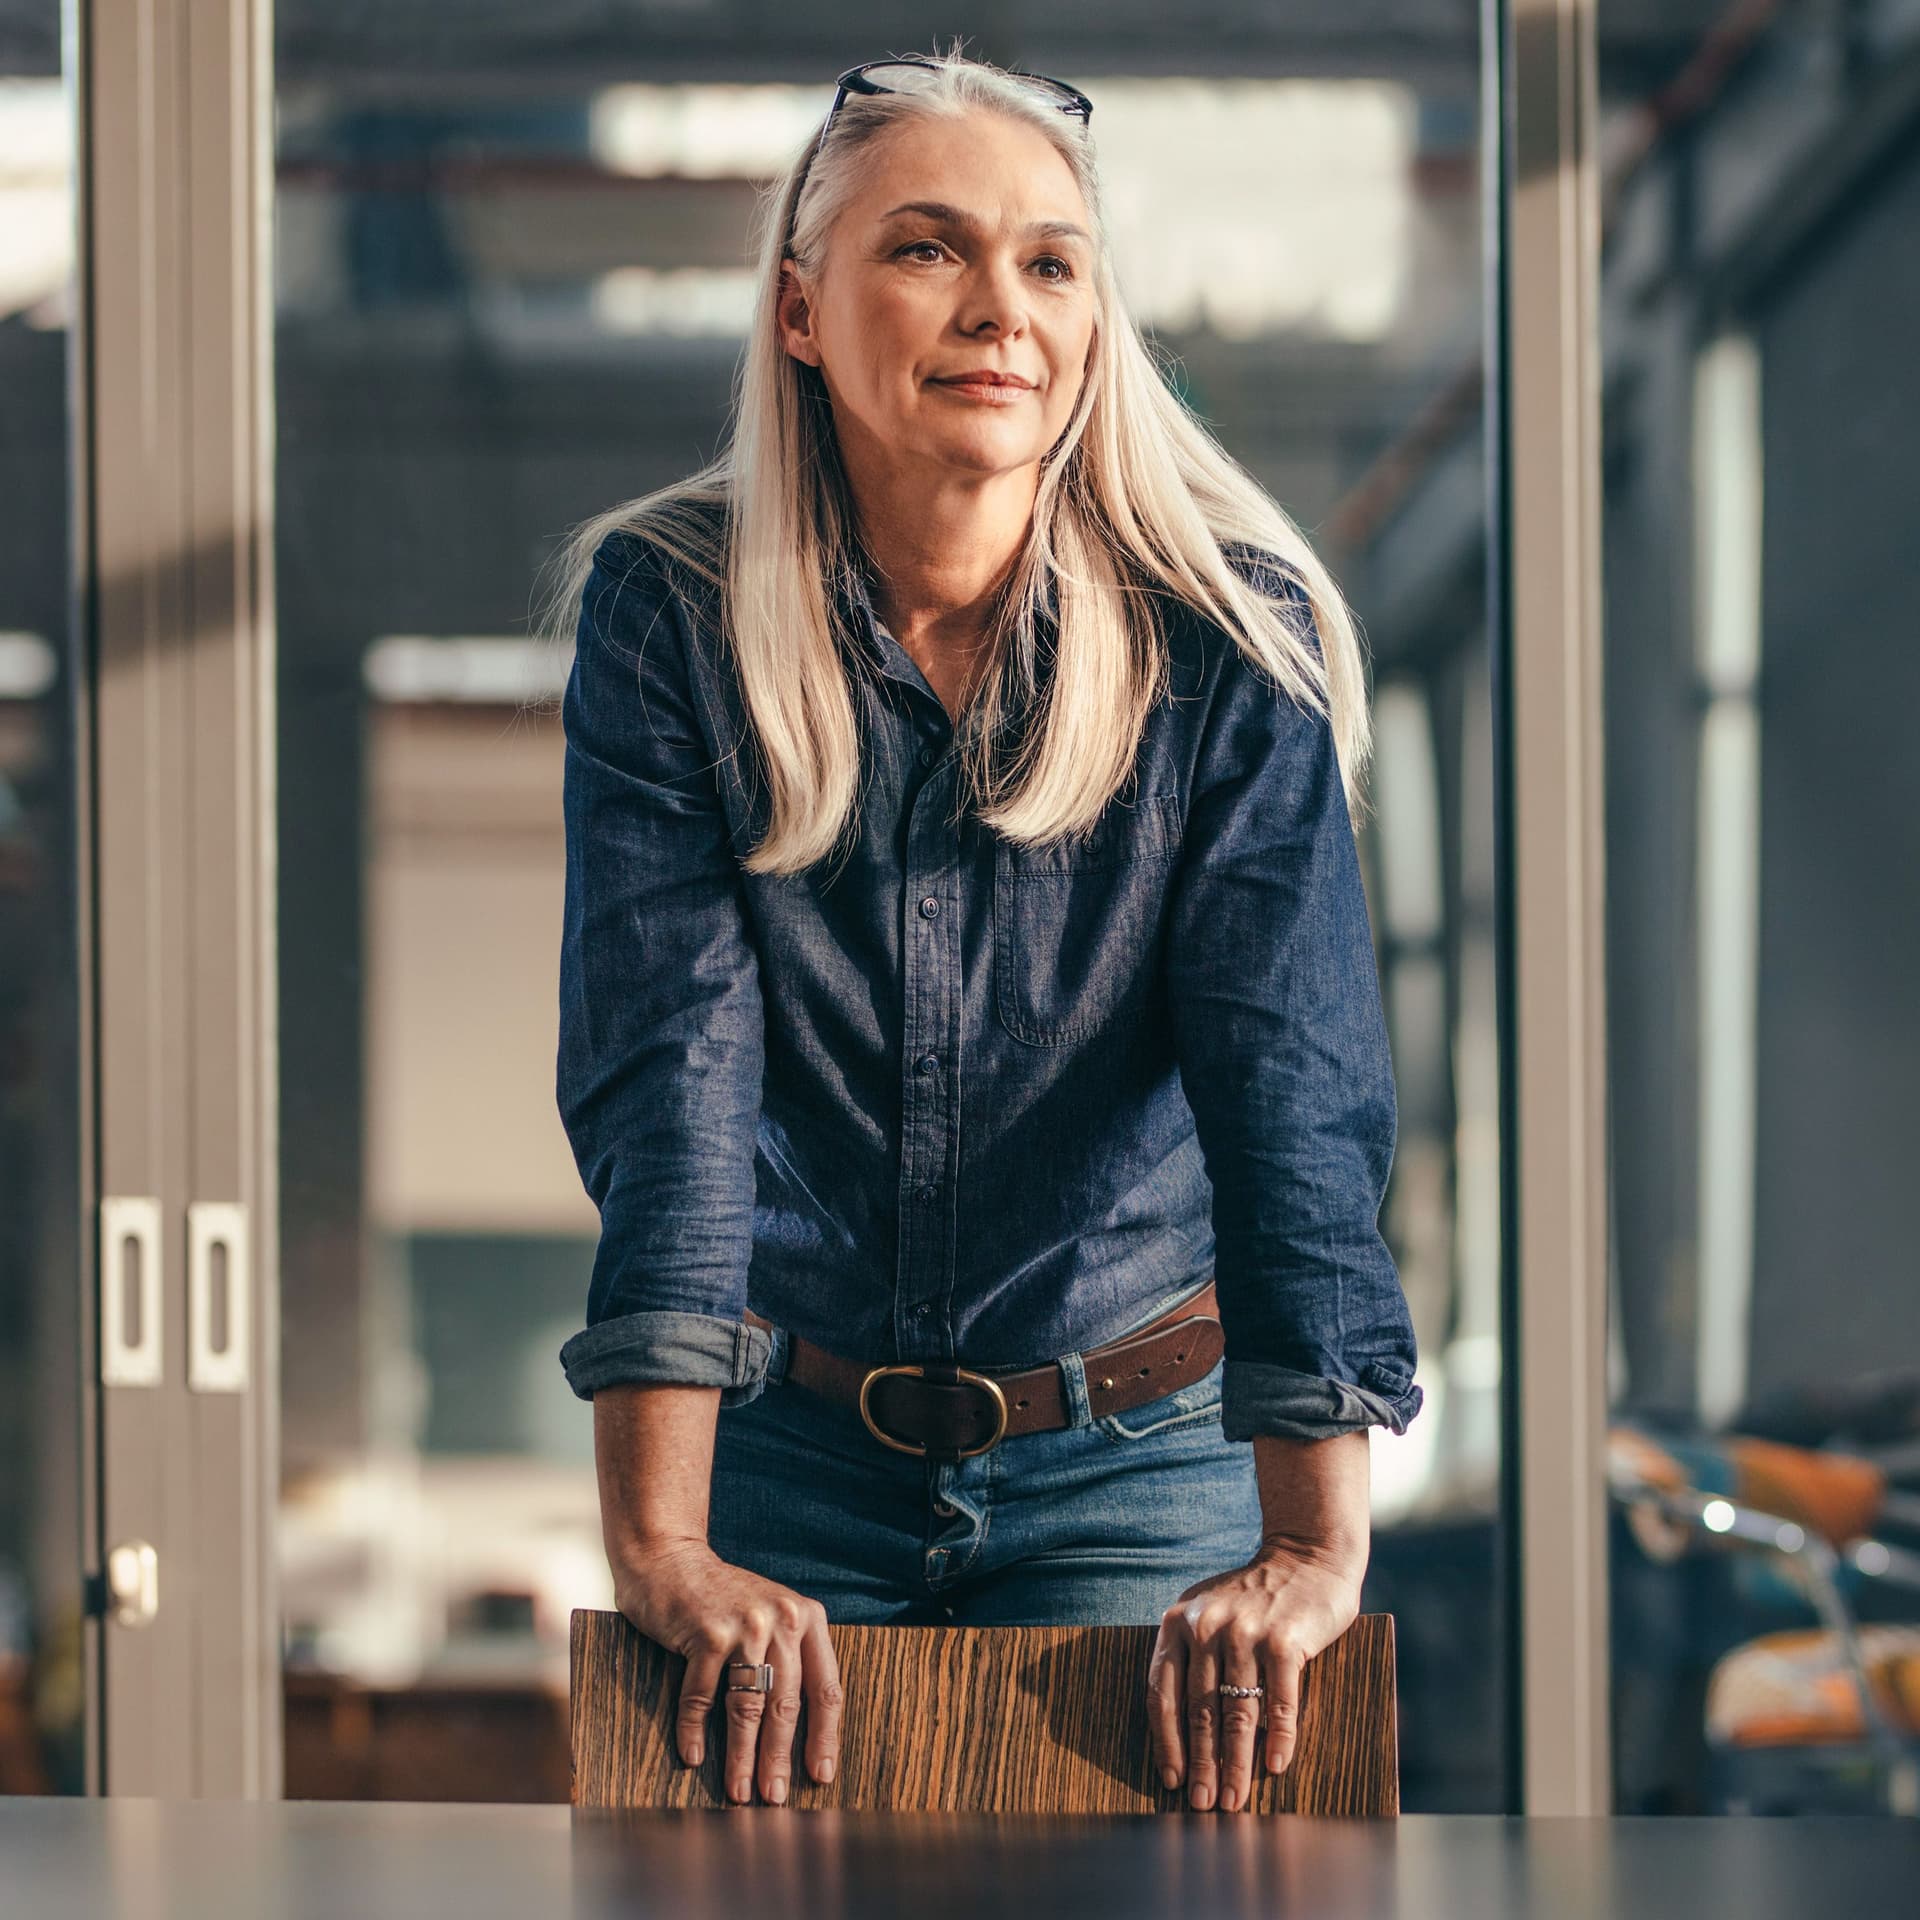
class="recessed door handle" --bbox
[187,1201,250,1393]
[100,1197,162,1387]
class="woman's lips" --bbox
[931,376,1033,403]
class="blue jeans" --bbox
[706,1327,1264,1625]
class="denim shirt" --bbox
[554,513,1423,1443]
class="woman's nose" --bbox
[957,263,1029,336]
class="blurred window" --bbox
[1599,0,1920,1817]
[0,23,84,1796]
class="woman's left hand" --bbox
[1146,1536,1366,1811]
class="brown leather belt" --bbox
[742,1280,1222,1463]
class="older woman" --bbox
[546,47,1421,1817]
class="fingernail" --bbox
[769,1779,787,1805]
[687,1743,703,1766]
[731,1779,751,1803]
[1220,1788,1238,1811]
[1161,1766,1180,1790]
[1191,1784,1213,1810]
[818,1758,836,1783]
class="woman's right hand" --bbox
[610,1537,845,1805]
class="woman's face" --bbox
[779,109,1098,485]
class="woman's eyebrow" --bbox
[877,199,1091,247]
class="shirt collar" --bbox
[829,548,1056,762]
[835,546,1060,671]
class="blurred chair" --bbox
[569,1608,1398,1813]
[1610,1421,1920,1814]
[1705,1623,1920,1813]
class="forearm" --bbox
[1249,1428,1371,1570]
[593,1382,723,1565]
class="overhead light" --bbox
[364,636,572,705]
[590,83,831,179]
[592,265,758,337]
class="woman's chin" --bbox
[916,427,1047,477]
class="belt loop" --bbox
[1057,1349,1093,1429]
[766,1323,792,1387]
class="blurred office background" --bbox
[2,0,1917,1811]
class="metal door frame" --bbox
[1490,0,1614,1814]
[79,0,281,1796]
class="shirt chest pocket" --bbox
[992,791,1184,1048]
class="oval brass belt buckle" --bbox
[858,1363,1010,1458]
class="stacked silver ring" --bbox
[725,1660,775,1693]
[1218,1682,1265,1697]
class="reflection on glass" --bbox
[274,16,1496,1808]
[1600,3,1920,1815]
[0,42,83,1794]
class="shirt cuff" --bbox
[559,1307,774,1407]
[1220,1358,1424,1442]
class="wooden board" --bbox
[570,1611,1397,1815]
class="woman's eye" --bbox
[894,241,1073,282]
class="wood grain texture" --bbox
[570,1611,1397,1815]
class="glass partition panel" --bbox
[0,4,84,1797]
[1599,0,1920,1816]
[273,9,1502,1807]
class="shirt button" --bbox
[918,746,936,767]
[912,1304,932,1318]
[918,1183,937,1201]
[919,895,940,919]
[916,1053,938,1075]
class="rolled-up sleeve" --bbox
[1165,563,1424,1443]
[554,531,771,1405]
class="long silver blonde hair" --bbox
[535,44,1375,877]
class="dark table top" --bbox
[4,1797,1915,1917]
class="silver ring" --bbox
[725,1660,775,1694]
[1218,1682,1265,1697]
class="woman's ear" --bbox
[776,259,821,369]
